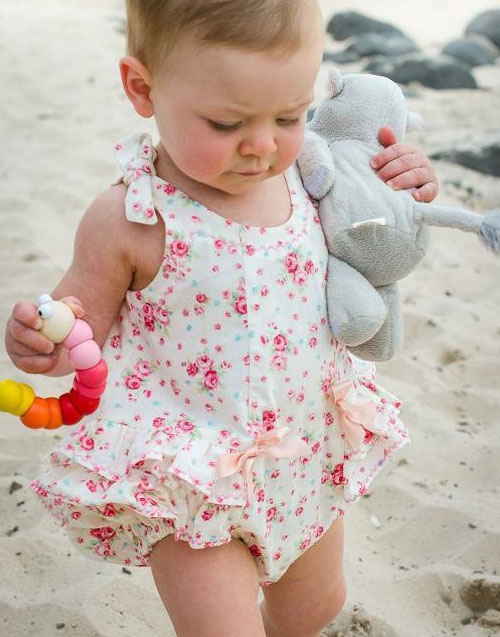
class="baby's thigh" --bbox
[149,534,266,637]
[261,516,346,635]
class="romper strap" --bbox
[114,132,159,225]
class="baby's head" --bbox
[120,0,324,195]
[125,0,320,78]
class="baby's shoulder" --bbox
[80,184,166,291]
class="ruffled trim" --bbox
[324,352,409,502]
[34,417,259,508]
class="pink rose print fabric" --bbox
[29,132,409,587]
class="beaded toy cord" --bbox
[0,295,107,429]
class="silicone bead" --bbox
[21,397,50,429]
[68,389,100,415]
[68,340,101,371]
[63,319,93,350]
[44,397,64,430]
[75,359,108,388]
[40,301,76,343]
[13,383,36,416]
[0,380,35,415]
[73,378,107,399]
[59,393,84,425]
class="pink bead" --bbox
[63,319,93,350]
[73,378,107,399]
[68,340,101,370]
[75,359,108,388]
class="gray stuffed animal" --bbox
[298,69,500,362]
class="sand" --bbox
[0,1,499,635]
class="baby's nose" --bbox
[239,127,277,158]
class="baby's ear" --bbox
[406,111,424,132]
[328,68,345,97]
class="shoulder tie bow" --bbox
[331,380,378,453]
[114,132,159,225]
[216,426,310,505]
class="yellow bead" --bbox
[0,379,22,413]
[0,380,36,416]
[11,383,36,416]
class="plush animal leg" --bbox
[348,284,403,362]
[327,255,387,346]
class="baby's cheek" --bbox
[280,129,306,169]
[179,142,229,180]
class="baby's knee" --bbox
[312,576,347,630]
[324,576,347,624]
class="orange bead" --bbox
[44,397,64,430]
[21,397,50,429]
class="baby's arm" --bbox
[5,186,135,376]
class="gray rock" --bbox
[327,11,405,41]
[466,9,500,48]
[431,143,500,177]
[323,50,360,64]
[443,36,499,68]
[327,33,419,63]
[365,54,478,89]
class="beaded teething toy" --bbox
[0,294,107,429]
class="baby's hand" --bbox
[372,125,438,203]
[5,296,84,374]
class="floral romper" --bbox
[30,132,409,587]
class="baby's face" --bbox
[149,16,324,195]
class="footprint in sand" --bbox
[460,575,500,613]
[460,575,500,628]
[323,603,396,637]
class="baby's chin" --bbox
[198,169,275,196]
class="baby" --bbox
[5,1,438,635]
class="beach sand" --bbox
[1,1,499,635]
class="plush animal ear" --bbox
[406,111,424,132]
[328,68,344,97]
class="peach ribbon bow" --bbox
[331,380,377,452]
[216,426,310,504]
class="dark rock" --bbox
[327,11,405,41]
[431,143,500,177]
[323,50,360,64]
[364,53,478,89]
[443,36,498,68]
[466,9,500,48]
[327,33,419,63]
[9,481,23,494]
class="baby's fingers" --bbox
[59,296,85,319]
[371,143,417,173]
[412,182,438,203]
[7,314,54,355]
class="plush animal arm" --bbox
[300,129,335,199]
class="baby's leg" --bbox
[150,534,266,637]
[260,517,346,637]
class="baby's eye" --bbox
[277,118,300,126]
[208,120,242,132]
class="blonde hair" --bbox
[125,0,316,75]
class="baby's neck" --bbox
[154,143,286,215]
[154,143,291,227]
